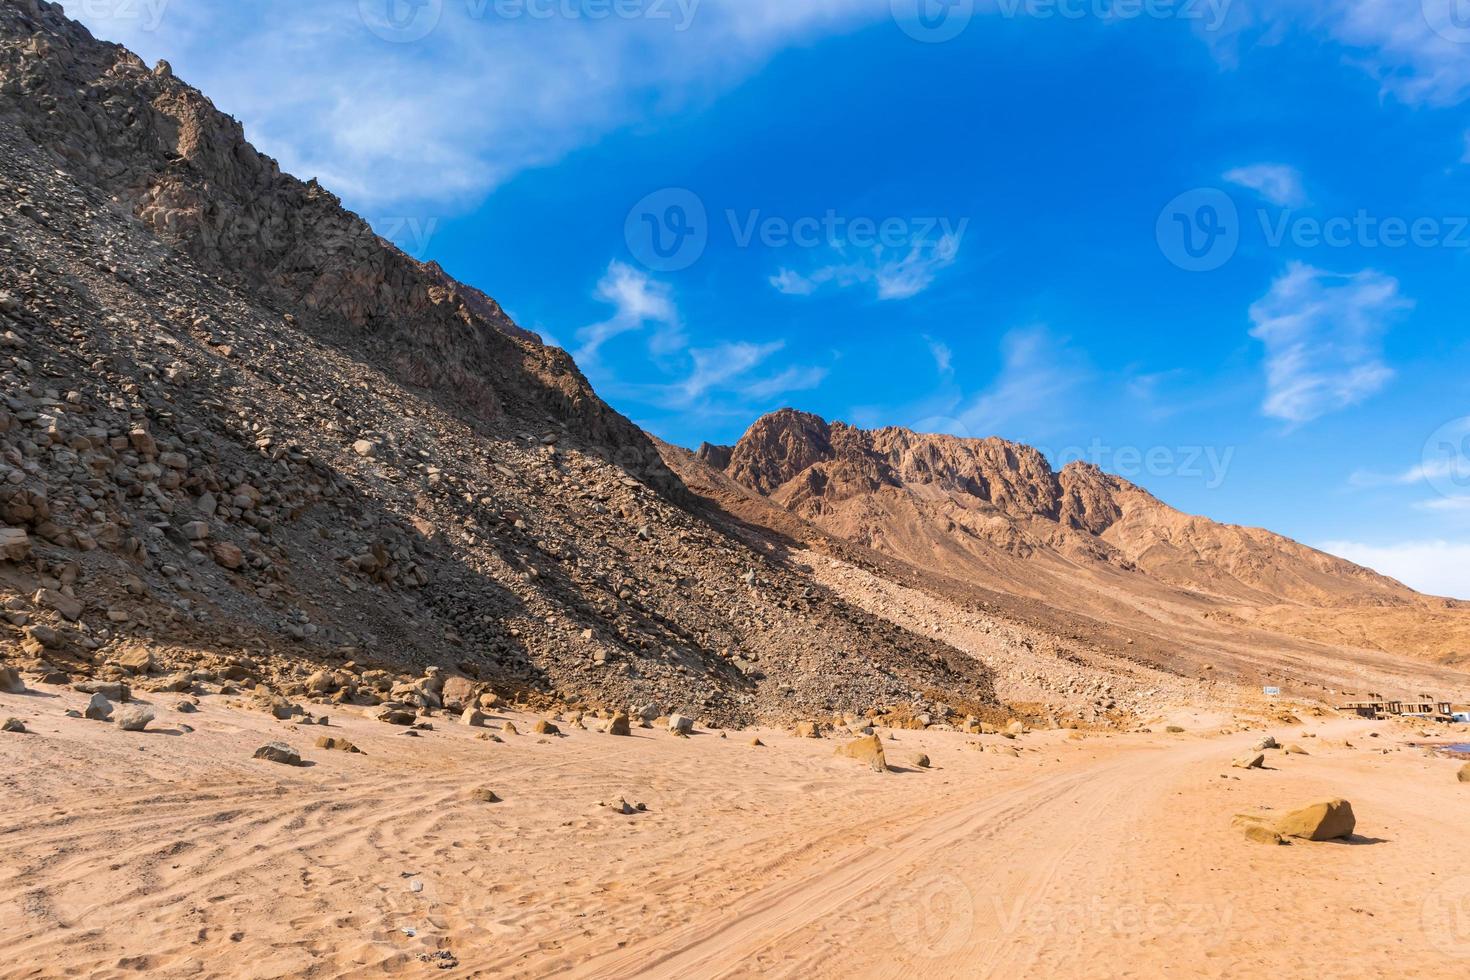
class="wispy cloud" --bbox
[576,261,683,362]
[1224,163,1306,207]
[1203,1,1470,107]
[1248,262,1411,426]
[578,261,826,414]
[1319,539,1470,599]
[1417,497,1470,513]
[954,326,1090,438]
[771,233,962,301]
[924,335,955,379]
[1350,457,1461,488]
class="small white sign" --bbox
[1263,686,1281,697]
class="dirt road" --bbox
[3,687,1469,979]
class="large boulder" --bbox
[606,712,631,736]
[0,527,30,562]
[835,734,888,772]
[1275,799,1356,842]
[0,666,25,694]
[440,676,480,712]
[114,705,155,732]
[669,714,695,736]
[117,648,154,674]
[83,692,113,721]
[254,742,301,766]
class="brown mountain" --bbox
[700,409,1470,667]
[0,3,997,724]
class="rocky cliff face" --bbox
[710,409,1438,610]
[0,3,998,724]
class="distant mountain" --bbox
[700,409,1470,665]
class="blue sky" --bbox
[66,0,1470,597]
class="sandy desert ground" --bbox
[3,685,1470,979]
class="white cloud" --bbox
[62,0,884,210]
[1203,1,1470,107]
[954,326,1090,438]
[576,261,682,362]
[1350,457,1461,488]
[1224,163,1307,207]
[770,268,818,296]
[924,335,954,378]
[1319,539,1470,599]
[769,233,962,302]
[1417,497,1470,513]
[577,261,826,412]
[1248,262,1410,425]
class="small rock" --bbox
[461,708,486,727]
[793,721,822,739]
[2,718,25,734]
[34,588,82,622]
[316,736,362,754]
[669,714,695,736]
[1232,753,1266,770]
[606,712,631,737]
[502,721,519,736]
[253,742,301,766]
[749,737,765,747]
[912,753,931,768]
[533,720,560,736]
[1458,763,1470,784]
[471,788,501,804]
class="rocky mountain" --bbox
[701,409,1470,665]
[0,2,1000,725]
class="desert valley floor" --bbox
[4,683,1470,979]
